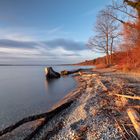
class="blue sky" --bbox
[0,0,112,64]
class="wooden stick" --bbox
[127,108,140,138]
[128,105,140,109]
[130,130,139,140]
[114,119,127,140]
[122,123,132,138]
[113,93,140,100]
[96,78,108,91]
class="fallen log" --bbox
[127,108,140,138]
[42,121,64,140]
[0,100,73,137]
[45,67,60,79]
[24,118,47,140]
[61,68,82,75]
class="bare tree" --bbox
[124,0,140,17]
[107,0,137,25]
[88,7,120,65]
[112,0,137,18]
[111,0,140,69]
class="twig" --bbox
[114,118,127,140]
[130,130,139,140]
[121,123,132,138]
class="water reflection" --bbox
[45,79,58,91]
[0,65,92,129]
[45,76,75,98]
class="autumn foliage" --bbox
[83,0,140,71]
[118,18,140,71]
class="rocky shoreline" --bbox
[1,69,140,140]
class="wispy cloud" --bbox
[0,26,72,42]
[0,26,95,64]
[45,26,63,35]
[0,38,95,64]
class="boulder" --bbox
[45,67,60,79]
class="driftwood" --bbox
[128,105,140,109]
[24,118,47,140]
[42,121,64,140]
[114,119,128,140]
[61,69,82,75]
[127,108,140,138]
[96,78,108,91]
[113,94,140,100]
[45,67,60,79]
[0,100,73,137]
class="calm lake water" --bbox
[0,65,93,129]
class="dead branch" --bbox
[42,121,64,140]
[24,118,47,140]
[61,69,82,75]
[128,105,140,109]
[127,108,140,138]
[0,100,73,137]
[130,130,139,140]
[114,118,128,140]
[113,94,140,100]
[96,78,108,91]
[122,123,132,138]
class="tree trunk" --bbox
[106,53,109,65]
[45,67,60,79]
[61,68,83,75]
[106,34,110,65]
[110,37,114,64]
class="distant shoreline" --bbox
[0,64,71,66]
[0,63,94,67]
[0,64,75,66]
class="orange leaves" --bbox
[118,17,140,70]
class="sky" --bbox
[0,0,112,65]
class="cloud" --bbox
[0,38,86,50]
[45,26,63,35]
[0,39,36,49]
[44,38,86,50]
[0,26,71,42]
[0,38,95,64]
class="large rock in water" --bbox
[45,67,60,79]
